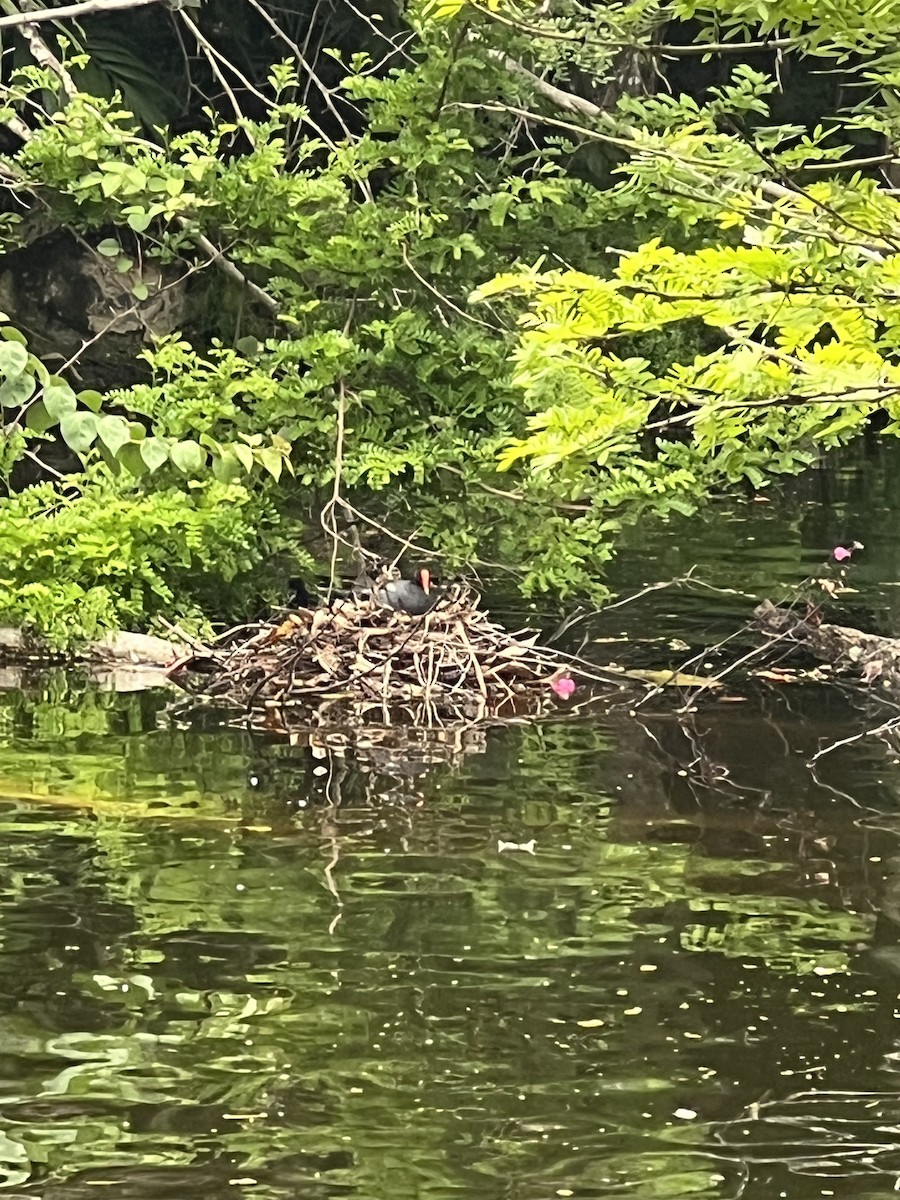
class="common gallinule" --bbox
[375,567,435,615]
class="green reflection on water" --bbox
[5,448,900,1196]
[0,670,893,1200]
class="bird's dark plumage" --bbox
[375,567,435,615]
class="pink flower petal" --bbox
[550,675,576,698]
[832,546,852,562]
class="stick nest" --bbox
[169,588,566,736]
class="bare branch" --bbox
[192,232,279,313]
[493,51,607,119]
[0,0,164,31]
[0,108,31,142]
[179,8,272,132]
[242,0,360,151]
[400,242,509,333]
[810,714,900,762]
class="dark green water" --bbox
[6,451,900,1198]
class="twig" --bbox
[180,9,277,117]
[457,620,488,698]
[320,304,356,600]
[242,0,362,160]
[179,9,257,133]
[550,569,700,640]
[474,7,797,58]
[809,715,900,763]
[400,242,509,333]
[324,380,347,603]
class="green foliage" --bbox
[6,0,900,639]
[0,471,292,646]
[470,91,900,517]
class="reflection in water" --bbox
[0,682,895,1200]
[4,448,900,1197]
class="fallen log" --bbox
[755,599,900,693]
[0,626,187,692]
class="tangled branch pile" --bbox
[755,599,900,694]
[170,589,569,734]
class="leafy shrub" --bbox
[0,472,292,646]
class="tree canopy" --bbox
[0,0,898,641]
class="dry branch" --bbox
[0,0,165,30]
[755,599,900,695]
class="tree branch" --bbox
[242,0,360,152]
[192,232,279,313]
[493,52,609,119]
[481,61,898,262]
[179,8,253,132]
[2,0,77,98]
[0,0,165,31]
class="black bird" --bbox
[375,567,435,615]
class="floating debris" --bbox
[550,674,576,699]
[755,598,900,694]
[498,839,537,854]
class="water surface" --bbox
[3,449,900,1198]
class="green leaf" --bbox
[132,282,149,301]
[96,238,120,257]
[59,411,99,454]
[78,389,105,413]
[139,436,170,472]
[0,341,28,376]
[257,448,284,481]
[489,193,515,226]
[43,380,78,420]
[232,442,254,473]
[117,443,149,476]
[211,447,242,483]
[123,167,147,194]
[96,414,133,456]
[127,210,153,233]
[0,373,34,408]
[169,440,207,475]
[24,399,53,434]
